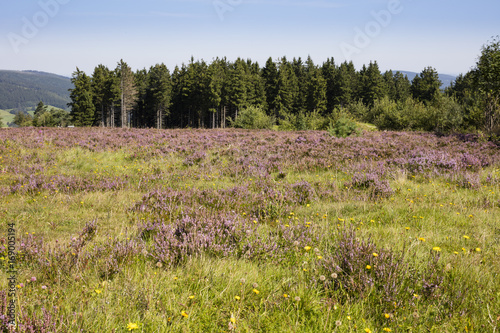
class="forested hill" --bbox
[0,70,71,110]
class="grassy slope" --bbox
[0,107,61,127]
[0,128,499,332]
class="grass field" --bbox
[0,127,499,332]
[0,110,15,127]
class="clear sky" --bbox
[1,0,498,77]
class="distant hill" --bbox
[0,70,72,110]
[397,71,456,89]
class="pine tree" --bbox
[305,57,327,114]
[276,57,299,118]
[91,65,111,127]
[392,71,412,102]
[133,68,149,128]
[411,67,442,104]
[474,37,500,133]
[359,61,386,107]
[116,60,137,128]
[321,57,337,113]
[334,61,358,107]
[69,68,95,127]
[262,57,279,117]
[147,63,172,129]
[226,58,250,122]
[207,58,226,128]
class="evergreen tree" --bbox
[411,66,442,104]
[392,72,412,102]
[227,58,249,120]
[32,101,48,126]
[91,65,111,127]
[334,61,358,107]
[262,57,279,117]
[276,57,299,118]
[116,60,137,128]
[207,58,226,128]
[321,57,337,113]
[133,68,149,127]
[68,68,95,127]
[292,57,307,113]
[474,37,500,133]
[305,57,327,114]
[359,61,386,107]
[147,63,172,129]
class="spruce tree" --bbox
[91,65,111,127]
[116,60,137,128]
[262,57,279,117]
[321,57,337,113]
[334,61,358,107]
[147,63,172,129]
[69,68,95,127]
[411,67,442,104]
[305,57,327,114]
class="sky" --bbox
[1,0,499,77]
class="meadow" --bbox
[0,127,499,332]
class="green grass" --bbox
[0,129,499,332]
[0,109,15,127]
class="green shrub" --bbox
[328,115,360,138]
[230,106,275,129]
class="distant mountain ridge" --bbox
[396,71,456,89]
[0,70,72,110]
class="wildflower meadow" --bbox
[1,127,499,332]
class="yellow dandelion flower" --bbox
[372,253,378,257]
[383,328,392,332]
[283,294,288,298]
[384,313,391,319]
[304,246,311,251]
[366,265,372,270]
[252,289,259,295]
[347,316,352,320]
[95,289,102,294]
[181,311,189,318]
[234,296,241,300]
[189,295,195,299]
[127,322,139,331]
[230,316,236,324]
[364,328,372,333]
[475,248,481,252]
[432,247,441,252]
[463,235,470,239]
[317,255,323,259]
[418,237,425,242]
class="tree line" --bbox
[64,37,499,135]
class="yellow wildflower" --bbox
[127,322,139,331]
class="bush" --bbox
[328,115,360,138]
[231,106,274,129]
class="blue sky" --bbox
[1,0,498,77]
